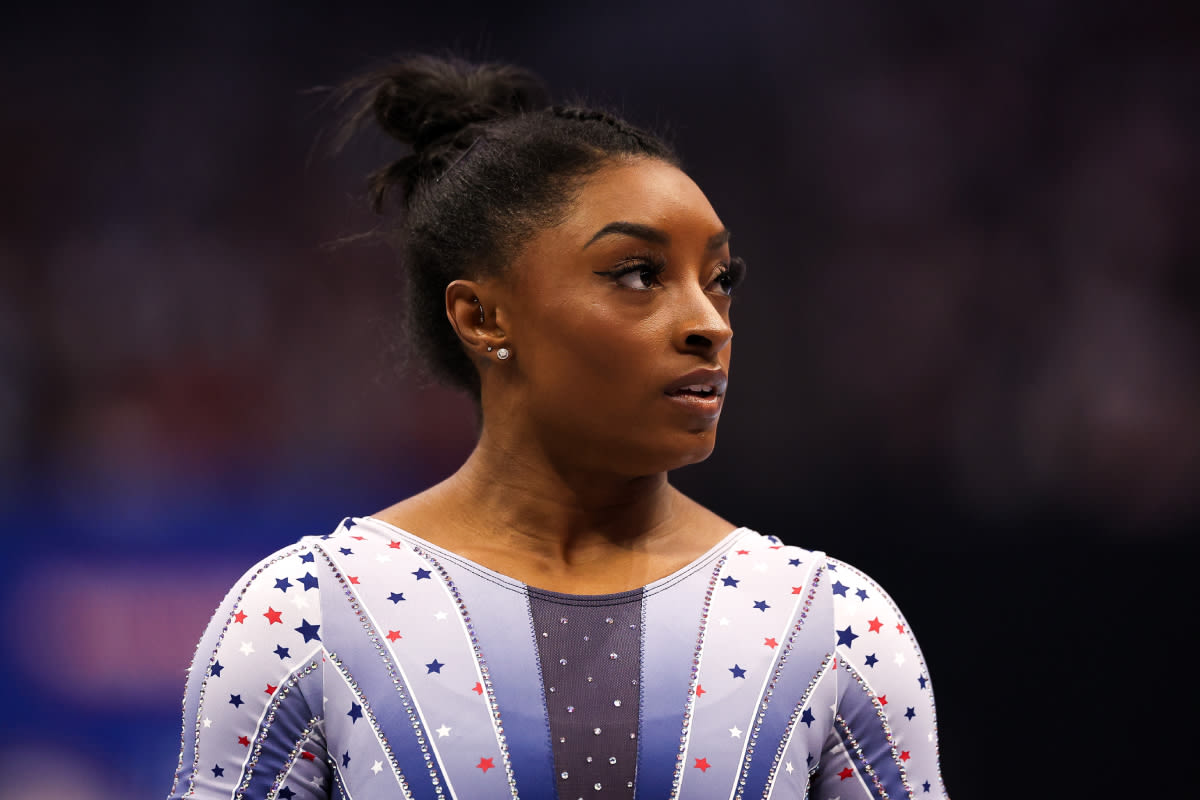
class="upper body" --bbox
[167,54,949,798]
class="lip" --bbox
[663,368,728,416]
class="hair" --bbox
[329,54,679,397]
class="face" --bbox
[486,157,740,476]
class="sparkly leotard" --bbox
[168,517,949,799]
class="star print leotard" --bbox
[168,517,949,799]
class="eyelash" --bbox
[594,255,747,295]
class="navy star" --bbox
[342,751,351,768]
[298,572,319,591]
[722,575,740,587]
[831,581,849,597]
[274,577,292,593]
[211,764,224,778]
[800,708,815,728]
[918,674,928,690]
[856,587,869,601]
[905,707,916,720]
[729,664,746,679]
[299,552,315,563]
[865,653,879,668]
[339,547,353,556]
[229,694,244,708]
[210,660,224,678]
[826,562,838,571]
[807,753,815,767]
[348,702,363,723]
[923,781,931,793]
[274,644,291,660]
[413,568,432,581]
[788,558,801,567]
[388,591,406,604]
[426,659,444,674]
[278,789,296,800]
[295,619,321,643]
[753,600,770,612]
[836,625,858,648]
[343,517,357,529]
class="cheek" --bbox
[525,305,665,395]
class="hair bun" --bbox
[368,55,549,152]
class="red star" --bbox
[265,683,277,695]
[238,735,250,747]
[694,757,711,772]
[900,750,911,761]
[735,549,750,555]
[769,545,782,550]
[695,684,706,697]
[896,623,906,634]
[349,575,360,584]
[763,637,778,649]
[868,616,883,633]
[838,767,854,781]
[878,694,888,705]
[233,610,247,624]
[388,541,403,549]
[832,657,838,670]
[300,752,316,761]
[472,682,484,695]
[352,535,366,541]
[791,586,803,594]
[263,607,283,625]
[477,757,495,773]
[386,630,402,642]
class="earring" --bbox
[496,347,511,360]
[477,301,485,325]
[486,346,494,352]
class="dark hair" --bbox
[331,54,679,397]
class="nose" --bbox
[674,286,733,356]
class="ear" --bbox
[446,279,507,356]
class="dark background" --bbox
[1,1,1196,797]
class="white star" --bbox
[433,610,448,621]
[371,760,383,775]
[375,553,392,564]
[436,724,452,738]
[753,562,768,572]
[786,761,794,774]
[203,717,212,728]
[893,652,906,667]
[718,617,730,626]
[729,725,742,738]
[239,641,255,656]
[291,593,310,609]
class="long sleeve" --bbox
[812,558,948,799]
[168,542,329,799]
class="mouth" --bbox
[666,384,721,399]
[663,369,727,417]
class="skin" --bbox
[376,157,738,593]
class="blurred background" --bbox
[1,1,1196,797]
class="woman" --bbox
[168,55,948,800]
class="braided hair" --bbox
[332,55,678,397]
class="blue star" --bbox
[766,535,781,544]
[836,625,858,648]
[426,659,444,674]
[722,575,740,587]
[278,789,296,800]
[348,702,363,723]
[298,572,319,591]
[788,558,801,567]
[339,547,353,556]
[388,592,406,604]
[274,577,292,593]
[831,581,849,597]
[274,644,290,660]
[922,781,931,793]
[806,752,815,767]
[342,751,351,768]
[904,707,916,720]
[299,552,315,563]
[753,600,770,612]
[413,568,432,581]
[856,588,869,601]
[295,619,321,643]
[918,674,928,690]
[865,653,879,668]
[211,764,224,778]
[826,562,838,571]
[729,664,746,679]
[229,694,244,708]
[210,660,224,678]
[800,708,815,728]
[343,517,357,529]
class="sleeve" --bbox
[167,540,331,800]
[811,558,949,799]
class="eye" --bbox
[709,256,747,297]
[593,258,666,291]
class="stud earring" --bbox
[496,347,511,360]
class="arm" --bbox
[167,542,330,800]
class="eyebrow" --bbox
[583,221,731,251]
